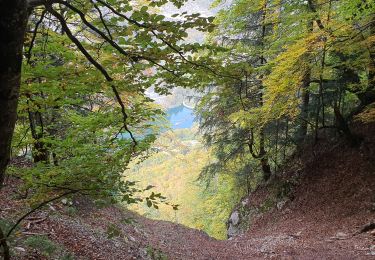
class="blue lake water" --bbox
[167,105,195,129]
[120,105,195,138]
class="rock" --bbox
[227,224,239,239]
[227,201,265,239]
[336,232,347,237]
[368,245,375,256]
[241,198,249,206]
[14,247,26,252]
[331,232,348,240]
[227,211,241,238]
[128,235,136,242]
[290,231,302,238]
[277,200,288,210]
[230,211,240,226]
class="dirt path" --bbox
[1,122,375,259]
[1,177,374,260]
[2,177,373,260]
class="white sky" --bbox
[161,0,219,18]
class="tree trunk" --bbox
[0,226,10,260]
[0,0,28,187]
[259,129,271,181]
[297,20,313,145]
[334,106,361,146]
[297,71,311,144]
[258,2,271,182]
[260,157,271,181]
[28,110,49,163]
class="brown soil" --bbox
[1,121,375,259]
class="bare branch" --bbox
[111,85,137,147]
[26,9,47,64]
[90,0,113,41]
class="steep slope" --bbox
[226,115,375,259]
[1,116,375,259]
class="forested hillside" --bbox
[126,128,245,239]
[1,0,374,259]
[196,0,375,186]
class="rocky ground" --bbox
[1,118,375,259]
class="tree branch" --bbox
[90,0,113,41]
[46,4,137,147]
[6,190,78,238]
[56,0,179,75]
[307,0,325,30]
[0,226,9,260]
[26,9,46,64]
[95,0,240,80]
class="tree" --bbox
[0,0,29,187]
[0,1,215,258]
[197,0,375,190]
[0,0,214,186]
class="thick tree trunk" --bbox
[0,226,10,260]
[0,0,28,187]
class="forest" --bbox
[1,0,375,259]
